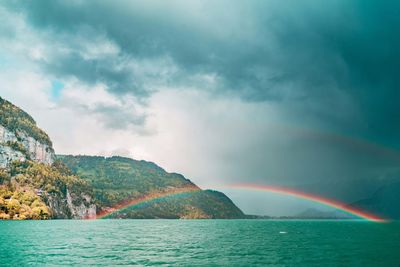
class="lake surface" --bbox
[0,220,399,266]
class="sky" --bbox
[1,0,400,216]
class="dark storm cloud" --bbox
[4,0,400,145]
[5,0,400,148]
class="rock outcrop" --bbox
[0,125,55,168]
[66,189,97,219]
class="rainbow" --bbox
[95,183,387,222]
[96,185,201,219]
[227,183,387,222]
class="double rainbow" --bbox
[95,183,387,222]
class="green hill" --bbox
[59,155,245,219]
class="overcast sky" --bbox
[1,0,400,216]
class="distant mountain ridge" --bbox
[350,182,400,220]
[296,208,352,219]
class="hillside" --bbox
[59,155,245,219]
[0,97,96,219]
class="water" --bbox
[0,220,399,266]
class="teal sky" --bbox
[50,80,64,100]
[1,0,399,216]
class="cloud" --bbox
[55,83,152,132]
[3,0,400,148]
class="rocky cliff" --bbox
[0,125,55,168]
[0,97,96,219]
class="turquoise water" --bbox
[0,220,399,266]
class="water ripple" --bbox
[0,220,399,266]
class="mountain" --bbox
[59,155,245,219]
[295,208,351,219]
[0,97,96,219]
[350,182,400,220]
[0,96,244,219]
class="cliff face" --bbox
[43,188,96,219]
[0,125,55,168]
[66,189,97,219]
[0,97,95,219]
